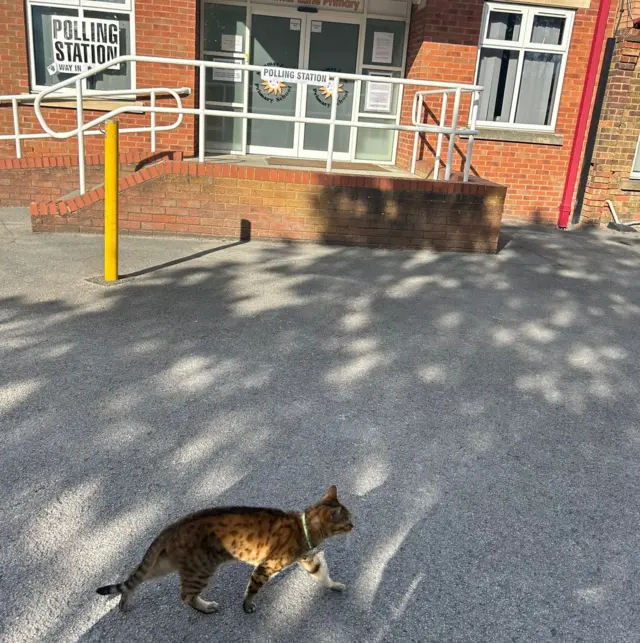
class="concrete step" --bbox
[0,207,32,238]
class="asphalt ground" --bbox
[2,207,640,643]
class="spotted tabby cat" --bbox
[96,486,353,614]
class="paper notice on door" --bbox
[211,58,243,83]
[311,21,322,33]
[221,34,243,53]
[290,18,301,31]
[372,32,394,64]
[365,76,393,112]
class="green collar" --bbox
[301,511,314,550]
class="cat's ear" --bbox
[322,485,338,503]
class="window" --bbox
[474,3,574,130]
[27,0,135,93]
[632,136,640,180]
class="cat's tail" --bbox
[96,534,166,607]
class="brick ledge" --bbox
[1,149,183,170]
[31,159,506,218]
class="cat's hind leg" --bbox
[179,569,219,614]
[299,553,345,591]
[97,553,174,612]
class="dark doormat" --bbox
[266,157,388,172]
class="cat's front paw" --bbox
[330,582,346,592]
[243,600,256,614]
[199,600,220,614]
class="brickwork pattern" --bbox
[1,0,583,224]
[581,33,640,226]
[30,160,506,253]
[0,151,181,206]
[397,1,619,224]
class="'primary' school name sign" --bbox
[49,16,120,75]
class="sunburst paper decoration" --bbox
[319,82,344,100]
[262,79,287,95]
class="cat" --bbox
[96,485,353,615]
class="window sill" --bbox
[620,179,640,192]
[467,128,564,146]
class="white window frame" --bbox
[26,0,136,94]
[631,136,640,180]
[473,1,574,131]
[200,0,248,155]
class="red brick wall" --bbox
[0,150,179,206]
[581,32,640,225]
[626,1,640,28]
[398,0,619,224]
[31,161,506,253]
[0,0,197,159]
[2,0,622,225]
[0,161,137,206]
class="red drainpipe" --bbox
[557,0,612,229]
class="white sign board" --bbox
[372,31,394,65]
[211,59,244,83]
[365,74,393,112]
[220,34,243,52]
[50,15,120,75]
[261,66,331,87]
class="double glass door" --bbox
[247,12,360,159]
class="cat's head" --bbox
[313,485,353,535]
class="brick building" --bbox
[580,24,640,226]
[0,0,629,226]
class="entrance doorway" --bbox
[247,11,360,159]
[201,0,410,164]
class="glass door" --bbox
[299,19,360,160]
[247,12,303,155]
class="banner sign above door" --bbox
[256,0,364,13]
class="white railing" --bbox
[411,88,480,182]
[1,86,190,193]
[3,55,482,195]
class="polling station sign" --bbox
[49,16,120,75]
[261,66,331,87]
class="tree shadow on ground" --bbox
[2,227,640,642]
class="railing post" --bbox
[75,79,86,194]
[150,89,156,153]
[11,98,21,159]
[104,120,119,282]
[434,92,448,181]
[444,87,461,181]
[326,75,339,173]
[463,89,479,183]
[410,91,420,175]
[198,64,206,163]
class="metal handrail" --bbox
[411,88,481,182]
[1,87,190,192]
[5,54,481,195]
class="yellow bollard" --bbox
[104,120,119,282]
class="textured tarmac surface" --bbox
[2,207,640,643]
